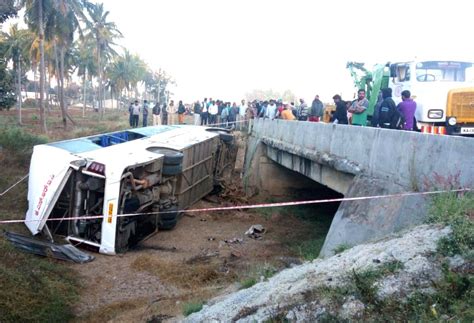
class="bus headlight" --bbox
[448,117,457,126]
[428,109,443,119]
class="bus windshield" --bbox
[415,61,472,82]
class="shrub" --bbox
[427,192,474,257]
[0,127,47,155]
[182,301,203,317]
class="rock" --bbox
[245,224,266,239]
[340,297,365,320]
[184,225,451,322]
[447,255,465,269]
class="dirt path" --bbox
[71,198,323,322]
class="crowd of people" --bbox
[330,88,416,130]
[127,89,417,131]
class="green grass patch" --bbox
[239,263,278,290]
[0,127,47,154]
[182,300,204,317]
[260,203,334,261]
[0,239,79,322]
[427,192,474,257]
[240,277,257,289]
[333,243,351,255]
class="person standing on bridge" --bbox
[281,103,296,120]
[397,90,417,131]
[208,100,218,126]
[348,89,369,126]
[377,88,397,128]
[178,100,186,124]
[167,100,176,125]
[201,98,208,125]
[265,99,278,120]
[331,94,348,125]
[309,95,324,122]
[193,100,202,125]
[297,98,309,121]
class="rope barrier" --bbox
[0,187,469,225]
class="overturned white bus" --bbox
[24,125,235,255]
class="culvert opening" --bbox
[255,163,343,259]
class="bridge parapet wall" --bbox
[251,119,474,190]
[245,119,474,257]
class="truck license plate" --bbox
[460,127,474,134]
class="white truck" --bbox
[388,59,474,134]
[23,125,235,255]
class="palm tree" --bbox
[1,24,34,125]
[23,0,49,132]
[85,2,121,118]
[45,0,89,128]
[73,35,97,117]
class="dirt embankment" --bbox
[72,197,334,322]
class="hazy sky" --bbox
[5,0,474,103]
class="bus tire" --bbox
[162,164,183,176]
[147,147,184,165]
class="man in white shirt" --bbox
[237,99,247,130]
[265,99,277,120]
[208,100,218,126]
[131,100,140,128]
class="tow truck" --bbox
[347,59,474,135]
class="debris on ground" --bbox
[245,224,266,239]
[185,250,219,264]
[223,237,243,244]
[4,231,94,263]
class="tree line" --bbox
[0,0,173,132]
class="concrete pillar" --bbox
[319,174,428,258]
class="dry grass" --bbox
[73,299,144,323]
[131,254,237,290]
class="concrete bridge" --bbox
[243,119,474,257]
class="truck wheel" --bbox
[159,218,178,230]
[162,164,183,176]
[205,128,234,143]
[147,147,184,165]
[160,205,179,221]
[218,132,234,143]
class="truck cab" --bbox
[388,60,474,134]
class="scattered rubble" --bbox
[245,224,266,239]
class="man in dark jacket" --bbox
[193,101,202,125]
[309,95,324,122]
[377,88,397,128]
[152,102,161,126]
[332,94,348,124]
[142,100,149,127]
